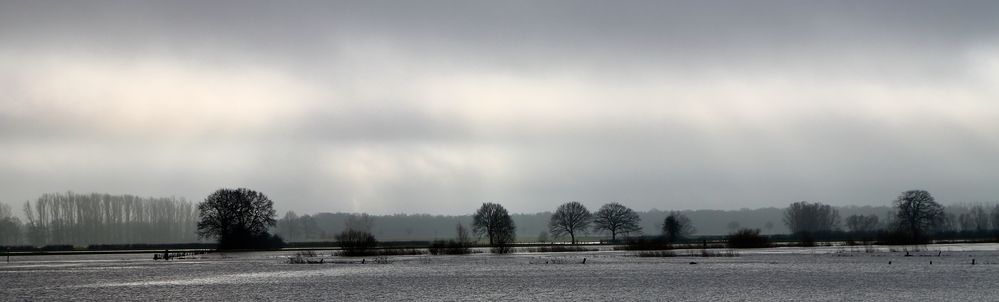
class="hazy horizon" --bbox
[3,1,999,215]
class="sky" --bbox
[2,1,999,215]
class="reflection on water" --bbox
[86,269,352,287]
[2,245,999,301]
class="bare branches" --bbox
[197,188,280,249]
[783,201,840,234]
[893,190,944,243]
[592,202,641,241]
[472,202,515,249]
[549,202,592,244]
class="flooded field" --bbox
[3,244,999,301]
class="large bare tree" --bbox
[472,202,516,247]
[197,188,279,249]
[549,201,592,244]
[592,202,641,241]
[893,190,945,243]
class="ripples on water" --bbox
[3,244,999,301]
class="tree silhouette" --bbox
[17,192,198,246]
[662,211,695,243]
[197,188,280,249]
[549,201,592,244]
[893,190,945,243]
[992,205,999,232]
[783,201,840,235]
[0,203,22,245]
[592,202,641,241]
[336,229,377,256]
[472,203,516,247]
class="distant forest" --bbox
[270,207,898,242]
[0,192,199,246]
[0,192,996,246]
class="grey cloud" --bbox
[1,1,999,214]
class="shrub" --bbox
[636,250,676,257]
[336,229,377,256]
[726,228,769,248]
[288,250,324,264]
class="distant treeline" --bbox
[0,192,199,246]
[271,204,991,242]
[1,192,998,246]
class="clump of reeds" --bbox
[288,250,325,264]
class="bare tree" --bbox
[276,211,301,241]
[662,211,695,243]
[893,190,945,243]
[958,212,975,232]
[197,188,280,249]
[0,203,22,245]
[336,229,377,256]
[592,202,642,241]
[845,214,880,233]
[549,201,592,244]
[970,205,990,232]
[472,203,516,247]
[17,192,198,246]
[992,205,999,232]
[456,223,472,247]
[783,201,840,234]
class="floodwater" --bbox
[3,244,999,301]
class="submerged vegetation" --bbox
[727,228,770,249]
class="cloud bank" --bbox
[2,1,998,214]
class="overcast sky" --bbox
[2,1,998,215]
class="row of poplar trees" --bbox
[6,192,199,246]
